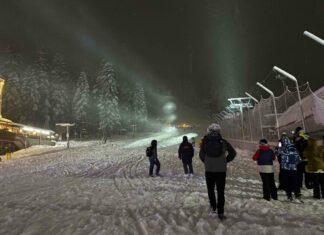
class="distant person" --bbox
[252,139,278,201]
[199,123,236,220]
[146,140,160,177]
[198,138,203,148]
[178,136,195,176]
[190,137,196,147]
[304,137,324,199]
[277,133,302,201]
[293,127,312,189]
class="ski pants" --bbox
[205,171,226,214]
[282,169,299,198]
[297,161,313,189]
[182,159,193,174]
[313,173,324,199]
[259,173,277,200]
[149,157,160,176]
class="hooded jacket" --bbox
[277,136,301,170]
[178,137,194,163]
[252,144,276,173]
[199,132,236,172]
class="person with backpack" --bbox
[252,139,278,201]
[178,136,195,176]
[277,133,302,201]
[146,140,160,177]
[199,123,236,220]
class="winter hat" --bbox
[295,127,302,134]
[259,139,268,145]
[183,136,188,142]
[207,123,221,133]
[281,131,288,137]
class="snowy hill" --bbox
[0,135,323,235]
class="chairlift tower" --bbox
[227,97,253,140]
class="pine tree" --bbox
[50,53,69,126]
[1,51,25,122]
[73,71,90,125]
[34,48,51,128]
[118,81,134,131]
[133,83,148,130]
[94,61,121,141]
[20,66,41,124]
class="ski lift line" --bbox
[303,31,324,46]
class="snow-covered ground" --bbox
[0,133,324,235]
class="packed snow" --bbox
[0,132,324,235]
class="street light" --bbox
[245,92,264,138]
[303,31,324,46]
[273,66,306,131]
[56,123,75,148]
[256,82,280,139]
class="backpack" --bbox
[146,147,152,157]
[204,137,224,157]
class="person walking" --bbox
[146,140,161,177]
[178,136,195,176]
[277,133,302,201]
[293,127,312,189]
[252,139,278,201]
[199,123,236,220]
[304,137,324,199]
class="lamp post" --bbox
[245,92,264,138]
[273,66,306,131]
[56,123,75,148]
[303,31,324,46]
[256,82,280,140]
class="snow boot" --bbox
[218,214,227,221]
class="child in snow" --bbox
[252,139,278,201]
[277,133,302,201]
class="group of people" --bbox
[252,127,324,202]
[145,124,324,221]
[146,123,237,220]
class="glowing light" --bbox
[163,102,176,114]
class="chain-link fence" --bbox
[219,83,324,142]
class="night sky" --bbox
[1,0,323,110]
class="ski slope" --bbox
[0,134,324,235]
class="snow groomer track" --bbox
[0,139,324,235]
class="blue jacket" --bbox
[277,136,301,170]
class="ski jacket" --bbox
[304,138,324,173]
[178,141,194,163]
[199,133,236,172]
[277,136,301,171]
[252,144,276,173]
[293,134,308,160]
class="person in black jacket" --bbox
[199,123,236,220]
[147,140,160,177]
[178,136,195,175]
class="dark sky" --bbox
[1,0,323,109]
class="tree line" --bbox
[0,48,148,138]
